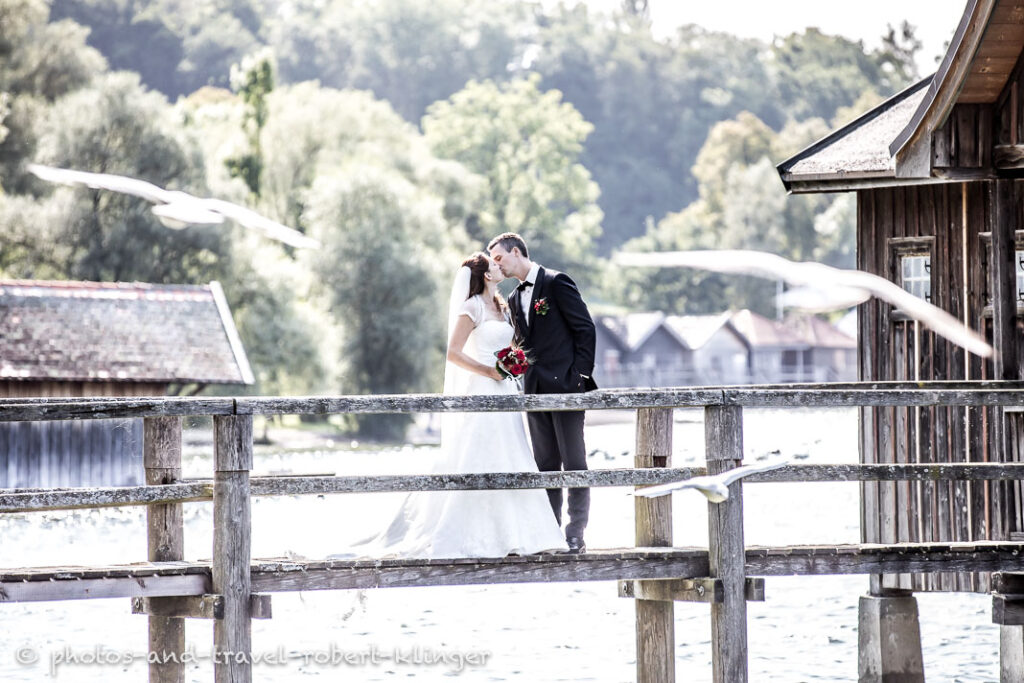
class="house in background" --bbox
[784,314,858,382]
[594,309,855,387]
[0,280,253,487]
[729,309,813,383]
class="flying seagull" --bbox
[614,249,994,359]
[28,163,320,249]
[633,459,790,503]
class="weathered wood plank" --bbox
[618,578,765,603]
[706,405,748,683]
[0,398,235,422]
[143,416,185,683]
[213,415,253,683]
[131,594,272,620]
[5,543,1024,602]
[2,384,1024,423]
[634,407,674,683]
[0,574,208,602]
[7,464,1024,513]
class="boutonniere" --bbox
[533,298,549,316]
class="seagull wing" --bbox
[200,198,321,249]
[828,266,993,359]
[616,249,994,359]
[717,459,790,486]
[614,249,797,281]
[152,202,226,228]
[634,477,716,500]
[778,285,870,312]
[28,164,177,204]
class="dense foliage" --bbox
[0,0,920,437]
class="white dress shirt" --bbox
[519,262,541,325]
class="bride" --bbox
[354,253,567,558]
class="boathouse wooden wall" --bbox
[857,181,1024,592]
[0,381,165,488]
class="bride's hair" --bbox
[462,252,506,312]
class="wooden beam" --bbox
[4,543,1024,603]
[132,594,272,620]
[7,463,1024,514]
[0,574,208,602]
[144,416,185,683]
[634,407,674,683]
[213,415,253,683]
[993,594,1024,624]
[706,405,749,683]
[5,383,1024,422]
[618,577,765,603]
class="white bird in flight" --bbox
[28,163,320,249]
[634,459,790,503]
[614,249,994,359]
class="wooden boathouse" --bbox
[778,0,1024,597]
[0,280,253,487]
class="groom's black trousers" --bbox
[527,409,589,539]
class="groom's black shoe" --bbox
[566,536,586,554]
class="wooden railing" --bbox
[3,381,1024,683]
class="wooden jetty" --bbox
[3,383,1024,682]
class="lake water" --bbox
[0,408,999,681]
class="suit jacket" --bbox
[508,266,598,395]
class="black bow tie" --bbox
[516,280,532,293]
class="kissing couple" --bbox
[358,232,598,558]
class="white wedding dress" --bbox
[353,295,567,558]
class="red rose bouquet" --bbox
[495,345,530,379]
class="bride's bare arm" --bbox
[447,315,504,381]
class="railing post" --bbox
[144,417,185,683]
[705,405,748,683]
[634,407,674,683]
[213,415,253,683]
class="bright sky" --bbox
[585,0,968,75]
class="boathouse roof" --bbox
[0,280,254,385]
[778,0,1024,192]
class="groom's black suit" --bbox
[508,266,597,540]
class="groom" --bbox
[488,232,597,553]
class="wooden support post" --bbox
[143,417,184,683]
[705,405,748,683]
[634,407,674,683]
[991,178,1018,540]
[213,415,253,683]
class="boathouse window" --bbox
[1017,250,1024,301]
[900,255,931,301]
[889,237,934,311]
[978,231,1024,307]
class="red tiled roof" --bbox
[784,314,857,349]
[729,309,807,348]
[0,280,253,384]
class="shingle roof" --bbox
[777,77,931,191]
[783,314,857,349]
[662,313,735,350]
[0,280,253,384]
[729,310,808,348]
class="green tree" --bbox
[770,27,917,122]
[225,51,274,197]
[267,0,524,122]
[33,71,226,283]
[0,0,106,192]
[423,75,602,277]
[305,166,447,440]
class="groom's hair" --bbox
[488,232,528,259]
